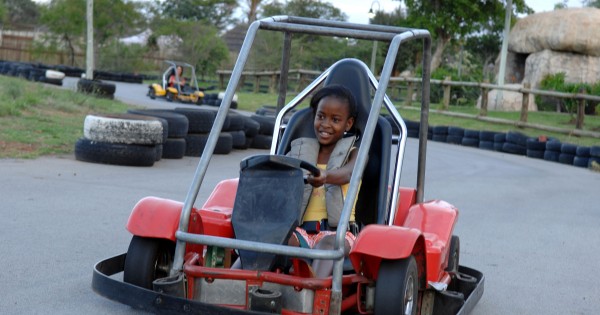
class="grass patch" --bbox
[0,76,129,158]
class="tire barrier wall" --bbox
[388,114,599,171]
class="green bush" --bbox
[536,73,599,115]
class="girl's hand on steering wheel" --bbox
[307,169,326,187]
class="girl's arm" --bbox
[307,148,358,187]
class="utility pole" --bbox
[86,0,94,80]
[496,0,512,104]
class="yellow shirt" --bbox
[302,164,358,222]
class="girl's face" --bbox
[313,96,354,148]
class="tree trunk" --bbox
[63,34,75,66]
[430,35,451,73]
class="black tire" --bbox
[74,138,155,167]
[431,134,447,143]
[407,130,419,138]
[479,140,494,150]
[446,135,463,145]
[374,257,419,315]
[174,108,216,133]
[506,131,528,146]
[166,91,174,102]
[546,140,562,152]
[127,109,189,138]
[41,77,63,86]
[526,149,545,159]
[229,130,247,149]
[493,133,506,143]
[494,142,504,152]
[224,112,245,131]
[558,153,575,165]
[404,120,420,131]
[543,150,560,162]
[147,87,156,99]
[162,138,186,159]
[463,129,480,139]
[251,115,276,135]
[123,236,175,289]
[446,235,460,274]
[502,142,526,155]
[590,146,600,158]
[479,131,497,142]
[184,133,209,156]
[447,127,464,137]
[154,144,163,162]
[461,137,479,147]
[250,134,273,150]
[243,116,260,138]
[573,156,590,168]
[77,78,116,98]
[526,138,547,151]
[560,143,577,155]
[432,126,448,135]
[576,146,591,158]
[215,132,233,154]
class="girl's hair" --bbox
[309,84,358,120]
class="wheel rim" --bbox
[154,247,173,279]
[404,273,415,315]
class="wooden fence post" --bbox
[269,72,277,94]
[405,82,414,106]
[576,87,586,129]
[218,73,225,90]
[520,83,530,123]
[480,80,489,116]
[254,75,260,93]
[442,76,451,110]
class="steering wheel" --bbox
[298,159,321,183]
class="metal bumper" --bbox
[92,253,266,315]
[93,253,484,315]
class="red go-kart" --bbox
[92,16,484,315]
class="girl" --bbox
[287,84,360,277]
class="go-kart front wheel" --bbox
[123,236,175,289]
[374,256,419,315]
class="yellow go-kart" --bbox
[147,61,204,105]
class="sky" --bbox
[325,0,585,24]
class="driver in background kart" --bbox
[168,65,186,89]
[286,84,361,277]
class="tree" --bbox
[242,0,262,23]
[39,0,144,66]
[1,0,39,27]
[583,0,600,8]
[403,0,532,72]
[252,0,349,70]
[160,0,237,30]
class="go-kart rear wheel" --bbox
[123,236,175,289]
[166,91,174,102]
[374,256,418,315]
[446,235,460,273]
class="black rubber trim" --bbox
[92,254,265,315]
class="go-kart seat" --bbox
[277,58,392,227]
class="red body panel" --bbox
[126,197,183,241]
[126,178,240,241]
[403,200,458,283]
[349,225,425,280]
[394,187,417,225]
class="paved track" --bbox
[1,79,599,314]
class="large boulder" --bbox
[509,8,600,57]
[522,49,600,88]
[476,84,537,112]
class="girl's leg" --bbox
[311,234,350,278]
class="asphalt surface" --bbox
[1,79,599,314]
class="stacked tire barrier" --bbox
[75,114,165,167]
[127,109,190,159]
[77,79,117,99]
[384,114,599,171]
[0,60,65,86]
